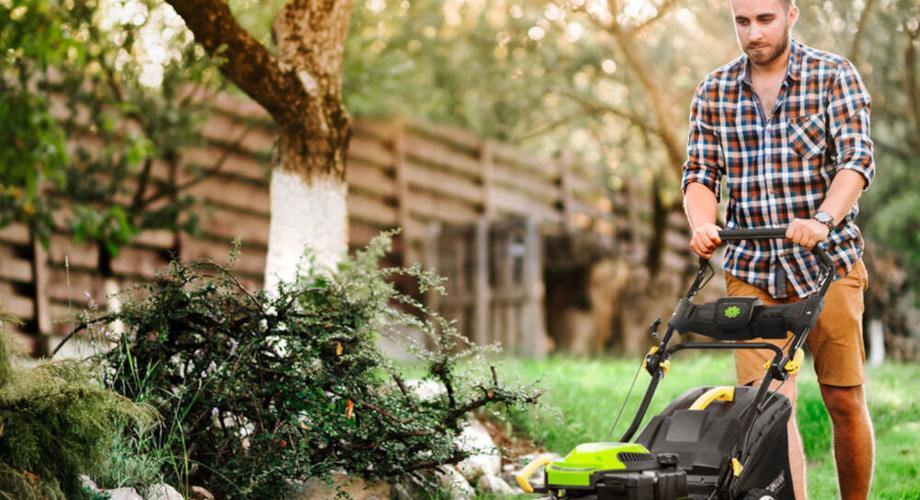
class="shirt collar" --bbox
[736,37,802,86]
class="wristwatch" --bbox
[813,211,836,232]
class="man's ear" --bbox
[788,4,799,27]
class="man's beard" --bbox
[745,27,790,65]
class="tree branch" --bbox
[848,0,877,66]
[163,0,306,126]
[561,91,668,138]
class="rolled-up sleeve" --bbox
[681,82,724,201]
[827,60,874,190]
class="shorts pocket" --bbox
[788,113,827,159]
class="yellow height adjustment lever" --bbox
[784,348,805,375]
[515,456,553,494]
[689,386,735,411]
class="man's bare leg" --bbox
[820,384,874,500]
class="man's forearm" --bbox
[683,182,719,230]
[817,170,867,224]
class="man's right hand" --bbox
[689,223,723,258]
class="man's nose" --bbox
[749,24,764,41]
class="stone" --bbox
[436,465,475,500]
[79,475,100,494]
[296,472,391,500]
[406,378,445,401]
[455,420,501,481]
[476,474,516,495]
[146,483,184,500]
[189,485,216,500]
[106,487,144,500]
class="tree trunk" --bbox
[165,0,355,288]
[263,2,353,287]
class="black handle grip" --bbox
[716,226,834,271]
[717,227,789,240]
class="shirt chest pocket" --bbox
[787,113,827,160]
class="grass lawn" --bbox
[491,353,920,499]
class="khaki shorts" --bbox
[729,259,869,387]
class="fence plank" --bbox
[182,146,269,183]
[0,282,34,321]
[349,135,395,167]
[491,187,562,224]
[0,224,29,245]
[0,246,32,283]
[406,191,480,225]
[349,192,399,227]
[347,159,397,199]
[404,160,484,206]
[490,163,560,202]
[402,133,482,179]
[195,206,270,245]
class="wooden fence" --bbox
[0,91,645,357]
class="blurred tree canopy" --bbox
[3,0,919,289]
[1,0,223,275]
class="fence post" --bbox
[521,216,548,357]
[29,226,51,357]
[480,140,495,219]
[393,124,412,265]
[557,151,575,233]
[473,216,490,346]
[423,221,442,349]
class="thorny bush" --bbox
[79,233,540,498]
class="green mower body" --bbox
[545,442,651,487]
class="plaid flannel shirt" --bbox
[681,39,875,298]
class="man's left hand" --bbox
[786,218,829,249]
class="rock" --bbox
[146,483,183,500]
[476,474,515,495]
[436,465,475,500]
[79,475,101,493]
[106,487,144,500]
[295,472,391,500]
[455,420,501,481]
[389,481,417,500]
[406,378,445,401]
[189,485,216,500]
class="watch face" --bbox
[814,212,834,228]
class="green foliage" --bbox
[91,233,540,498]
[1,0,224,266]
[0,313,153,499]
[0,0,74,241]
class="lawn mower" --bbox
[516,227,835,500]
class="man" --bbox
[681,0,875,499]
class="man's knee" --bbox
[820,384,867,421]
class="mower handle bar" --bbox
[716,226,834,271]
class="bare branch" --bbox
[163,0,306,126]
[561,90,667,138]
[848,0,877,66]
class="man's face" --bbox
[730,0,798,66]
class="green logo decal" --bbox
[724,305,742,319]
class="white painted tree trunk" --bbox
[263,168,348,291]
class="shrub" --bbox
[0,312,151,499]
[88,234,540,498]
